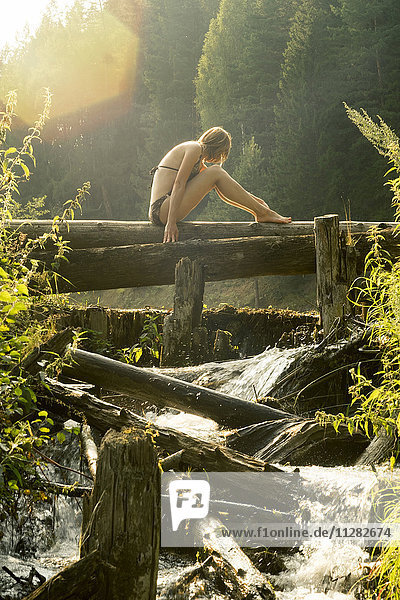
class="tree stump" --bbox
[81,428,160,600]
[314,214,357,336]
[161,257,205,366]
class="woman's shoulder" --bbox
[178,140,202,154]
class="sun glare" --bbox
[0,0,77,50]
[0,1,141,128]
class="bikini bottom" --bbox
[149,194,169,226]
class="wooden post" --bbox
[161,257,205,366]
[80,428,160,600]
[314,214,357,336]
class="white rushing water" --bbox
[0,346,390,598]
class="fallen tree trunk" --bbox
[8,219,392,248]
[195,516,275,600]
[32,229,399,293]
[63,348,290,428]
[42,380,281,472]
[227,417,368,465]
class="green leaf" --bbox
[4,147,17,157]
[56,431,66,444]
[20,162,30,178]
[0,291,13,303]
[16,283,29,296]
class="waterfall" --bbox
[0,346,391,599]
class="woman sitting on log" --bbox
[149,126,292,243]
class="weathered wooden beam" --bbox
[314,214,358,336]
[62,348,290,427]
[34,235,315,292]
[32,230,399,293]
[80,429,160,600]
[7,219,396,248]
[161,257,205,366]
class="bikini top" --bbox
[150,155,204,184]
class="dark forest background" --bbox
[1,0,399,310]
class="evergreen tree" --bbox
[196,0,298,169]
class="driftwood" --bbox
[8,219,395,248]
[62,348,290,428]
[80,429,160,600]
[31,229,399,293]
[41,380,281,473]
[195,516,274,600]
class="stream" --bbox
[0,345,389,599]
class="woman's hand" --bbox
[163,221,179,243]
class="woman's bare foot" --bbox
[257,207,292,224]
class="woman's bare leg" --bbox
[159,165,291,224]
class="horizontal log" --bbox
[35,235,315,292]
[32,230,399,293]
[7,219,396,248]
[43,380,282,472]
[63,348,290,428]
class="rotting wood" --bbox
[161,257,205,366]
[7,219,396,248]
[195,516,275,600]
[32,229,399,293]
[314,214,357,336]
[62,347,291,428]
[41,380,281,473]
[80,428,160,600]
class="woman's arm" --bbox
[163,143,201,243]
